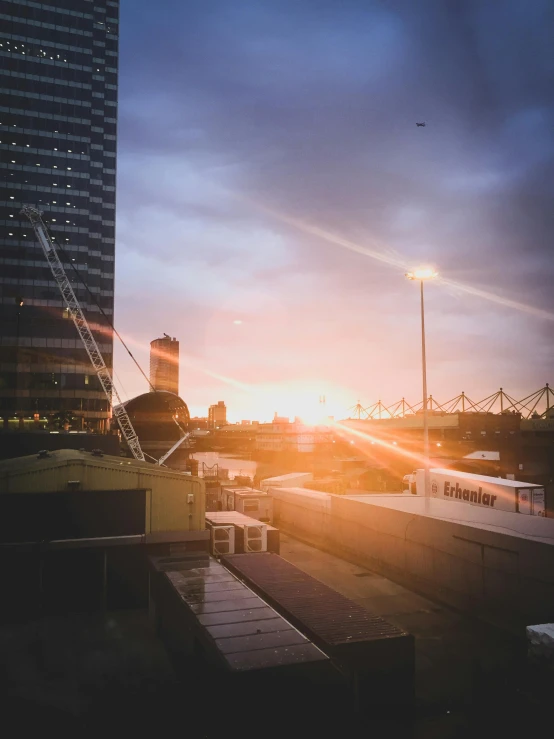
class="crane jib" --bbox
[20,205,146,463]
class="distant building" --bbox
[150,334,179,395]
[341,412,523,480]
[208,401,227,428]
[256,418,333,453]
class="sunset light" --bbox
[3,0,552,729]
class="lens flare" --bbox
[235,192,554,322]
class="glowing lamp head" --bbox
[406,267,438,280]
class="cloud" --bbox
[113,0,554,417]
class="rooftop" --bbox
[427,467,543,488]
[0,448,196,493]
[343,493,554,545]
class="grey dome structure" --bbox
[122,391,190,443]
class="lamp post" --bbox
[406,268,437,507]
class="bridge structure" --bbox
[348,384,553,421]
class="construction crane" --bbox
[20,206,146,460]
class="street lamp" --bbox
[406,267,438,506]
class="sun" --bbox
[296,408,331,426]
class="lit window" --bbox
[84,375,90,385]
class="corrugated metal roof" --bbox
[0,449,175,474]
[0,448,198,494]
[222,553,408,646]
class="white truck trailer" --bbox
[260,472,313,492]
[402,468,545,516]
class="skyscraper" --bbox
[0,1,119,432]
[150,334,179,395]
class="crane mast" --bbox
[21,205,145,462]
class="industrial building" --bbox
[256,416,334,454]
[149,334,179,395]
[0,448,206,617]
[0,1,120,433]
[342,410,554,487]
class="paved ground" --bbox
[279,532,550,738]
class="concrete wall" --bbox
[270,488,554,634]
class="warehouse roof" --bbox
[0,448,197,494]
[1,448,164,473]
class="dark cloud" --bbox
[114,0,554,414]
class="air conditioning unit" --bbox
[242,524,267,553]
[210,525,235,556]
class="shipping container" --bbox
[222,553,414,715]
[221,486,273,522]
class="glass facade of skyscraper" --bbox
[0,0,119,432]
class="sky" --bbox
[113,0,554,422]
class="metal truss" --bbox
[349,384,553,420]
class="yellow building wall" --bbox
[0,456,205,534]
